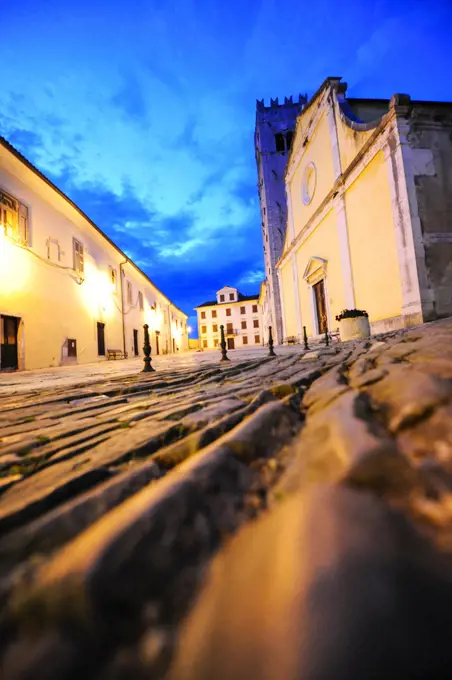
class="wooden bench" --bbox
[107,349,128,360]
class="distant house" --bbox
[195,286,262,350]
[0,136,188,370]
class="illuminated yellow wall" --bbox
[334,106,375,173]
[280,262,297,337]
[345,150,403,320]
[295,209,346,336]
[0,149,187,370]
[288,111,336,239]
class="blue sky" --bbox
[1,0,452,332]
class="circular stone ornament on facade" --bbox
[302,162,317,205]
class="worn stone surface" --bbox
[1,322,452,679]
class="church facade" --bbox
[277,77,452,340]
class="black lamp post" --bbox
[219,324,230,362]
[268,326,276,357]
[142,324,155,372]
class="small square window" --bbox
[253,319,259,328]
[255,334,260,344]
[240,306,246,314]
[212,310,217,318]
[201,311,206,319]
[243,336,248,345]
[226,308,231,317]
[252,304,258,313]
[241,321,247,330]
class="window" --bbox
[229,293,234,300]
[203,339,208,348]
[202,325,207,334]
[212,310,217,318]
[253,319,259,328]
[255,335,260,344]
[220,294,225,302]
[241,321,247,330]
[213,324,218,333]
[286,130,294,150]
[73,238,84,274]
[252,304,258,313]
[243,336,248,345]
[47,238,61,261]
[138,291,144,311]
[127,280,132,304]
[67,338,77,357]
[0,190,28,245]
[226,308,231,316]
[214,339,219,347]
[226,322,233,333]
[201,311,206,319]
[240,306,246,314]
[275,133,285,152]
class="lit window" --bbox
[73,238,84,274]
[202,325,207,334]
[0,189,28,245]
[138,291,144,310]
[127,280,132,304]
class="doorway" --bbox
[172,338,176,353]
[1,315,19,370]
[133,329,139,356]
[155,331,160,355]
[97,322,106,356]
[313,280,328,334]
[227,337,235,350]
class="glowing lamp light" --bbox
[187,326,192,335]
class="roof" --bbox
[195,292,259,309]
[0,135,187,319]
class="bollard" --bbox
[324,318,329,347]
[142,324,155,372]
[219,325,230,362]
[303,325,309,351]
[268,326,276,357]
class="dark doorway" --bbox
[155,331,160,355]
[97,322,106,356]
[313,280,328,334]
[227,337,235,350]
[68,339,77,358]
[133,329,139,356]
[172,338,176,353]
[1,315,19,370]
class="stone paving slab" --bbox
[1,321,452,679]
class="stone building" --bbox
[0,135,188,370]
[254,94,306,345]
[195,286,262,350]
[277,77,452,340]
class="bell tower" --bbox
[255,94,306,344]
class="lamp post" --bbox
[142,324,155,372]
[268,326,276,357]
[219,324,230,363]
[303,325,309,351]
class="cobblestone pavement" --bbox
[1,320,452,679]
